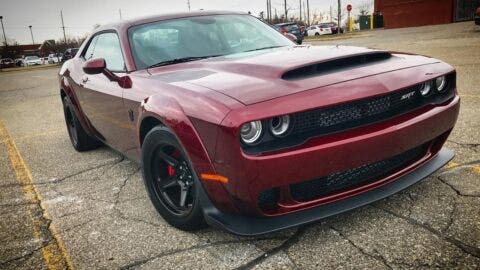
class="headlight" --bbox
[269,115,291,137]
[420,82,431,96]
[240,121,263,145]
[435,76,446,92]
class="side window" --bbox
[91,32,125,72]
[83,36,98,60]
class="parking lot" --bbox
[0,21,479,269]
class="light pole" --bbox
[0,16,7,46]
[28,25,35,44]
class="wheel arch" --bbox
[138,95,238,214]
[139,116,165,146]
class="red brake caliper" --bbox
[167,165,175,177]
[167,149,181,177]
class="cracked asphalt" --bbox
[1,21,479,269]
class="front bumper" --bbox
[200,147,453,236]
[208,93,459,216]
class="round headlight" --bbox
[435,76,446,92]
[269,115,291,137]
[240,121,263,145]
[420,82,431,96]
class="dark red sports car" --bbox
[58,11,459,235]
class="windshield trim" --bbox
[127,14,293,71]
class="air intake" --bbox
[282,51,392,81]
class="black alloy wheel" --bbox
[151,144,195,216]
[142,126,205,230]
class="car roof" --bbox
[275,22,297,26]
[96,10,246,32]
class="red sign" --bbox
[347,4,352,12]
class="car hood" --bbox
[148,46,440,105]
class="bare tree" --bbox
[359,1,372,15]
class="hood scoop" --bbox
[282,51,392,81]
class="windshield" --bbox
[128,14,292,69]
[25,56,39,60]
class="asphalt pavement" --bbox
[0,21,479,269]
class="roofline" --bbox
[96,10,248,32]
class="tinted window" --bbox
[129,15,292,69]
[284,24,299,31]
[91,32,125,72]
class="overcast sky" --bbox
[0,0,372,44]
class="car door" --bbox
[77,31,131,151]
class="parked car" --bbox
[48,53,62,64]
[475,7,480,25]
[14,58,23,67]
[306,24,332,36]
[41,57,49,65]
[23,55,42,66]
[275,22,304,44]
[272,25,298,44]
[63,48,79,61]
[59,11,459,235]
[329,22,343,34]
[0,58,15,68]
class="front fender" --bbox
[139,95,238,213]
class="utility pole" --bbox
[337,0,341,34]
[269,0,272,22]
[0,16,7,46]
[28,25,34,44]
[266,0,269,21]
[330,5,333,23]
[187,0,191,11]
[119,9,122,19]
[60,10,66,43]
[306,0,310,25]
[299,0,302,21]
[284,0,288,21]
[269,0,273,21]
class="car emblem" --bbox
[401,91,416,101]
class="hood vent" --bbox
[282,51,392,81]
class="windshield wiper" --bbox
[243,45,287,53]
[147,55,223,69]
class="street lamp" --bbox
[0,16,7,46]
[28,25,35,44]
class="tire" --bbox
[315,33,320,36]
[62,96,101,151]
[141,126,206,231]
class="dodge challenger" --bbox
[58,11,459,235]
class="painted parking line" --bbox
[0,120,74,270]
[472,165,480,175]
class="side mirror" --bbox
[83,58,106,75]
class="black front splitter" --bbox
[199,148,454,236]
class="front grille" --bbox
[243,73,455,155]
[292,83,449,136]
[290,144,429,202]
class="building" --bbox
[374,0,479,29]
